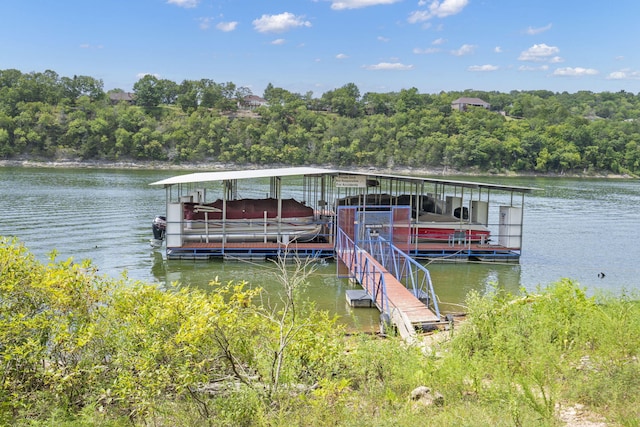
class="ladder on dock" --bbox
[335,206,442,341]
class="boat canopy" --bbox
[149,167,338,186]
[150,167,535,194]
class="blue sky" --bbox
[1,0,639,97]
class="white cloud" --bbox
[468,64,498,72]
[553,67,598,77]
[607,69,640,80]
[167,0,199,8]
[216,21,238,32]
[451,44,475,56]
[432,37,446,45]
[518,43,560,62]
[407,11,429,23]
[413,47,439,54]
[271,38,286,45]
[408,0,469,23]
[518,65,549,71]
[377,36,390,42]
[494,46,502,53]
[253,12,311,33]
[430,0,469,17]
[336,53,349,59]
[198,17,212,30]
[79,43,103,49]
[525,23,552,35]
[329,0,402,10]
[363,62,415,70]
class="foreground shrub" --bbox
[0,237,344,425]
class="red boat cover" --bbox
[184,198,313,221]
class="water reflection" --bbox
[150,252,382,332]
[425,262,522,312]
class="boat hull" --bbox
[182,219,323,243]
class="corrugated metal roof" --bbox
[361,171,535,193]
[149,167,338,186]
[150,166,535,193]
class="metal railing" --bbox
[362,234,440,319]
[335,227,390,316]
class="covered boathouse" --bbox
[149,167,534,262]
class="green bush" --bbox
[0,237,344,425]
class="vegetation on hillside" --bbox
[2,236,639,426]
[1,68,640,175]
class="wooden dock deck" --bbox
[397,242,521,262]
[357,250,439,321]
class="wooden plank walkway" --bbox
[354,249,440,324]
[336,241,440,342]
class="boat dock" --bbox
[150,167,532,263]
[150,167,534,339]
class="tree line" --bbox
[1,68,640,175]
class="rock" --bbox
[410,386,444,406]
[410,386,431,400]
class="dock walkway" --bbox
[336,229,441,341]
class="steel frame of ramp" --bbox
[363,236,440,319]
[335,216,441,341]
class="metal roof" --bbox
[357,171,535,193]
[150,166,535,193]
[149,167,338,186]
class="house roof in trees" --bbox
[108,92,135,103]
[451,97,490,108]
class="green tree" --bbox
[60,75,104,102]
[322,83,361,118]
[133,74,162,107]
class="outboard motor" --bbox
[150,216,166,248]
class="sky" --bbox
[1,0,640,97]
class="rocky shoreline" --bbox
[0,158,633,179]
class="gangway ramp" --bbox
[336,206,443,341]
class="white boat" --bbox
[153,197,323,245]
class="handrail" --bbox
[362,234,440,319]
[335,228,390,315]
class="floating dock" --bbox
[150,167,532,263]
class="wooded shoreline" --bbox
[3,69,640,178]
[0,158,633,179]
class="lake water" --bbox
[1,167,638,330]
